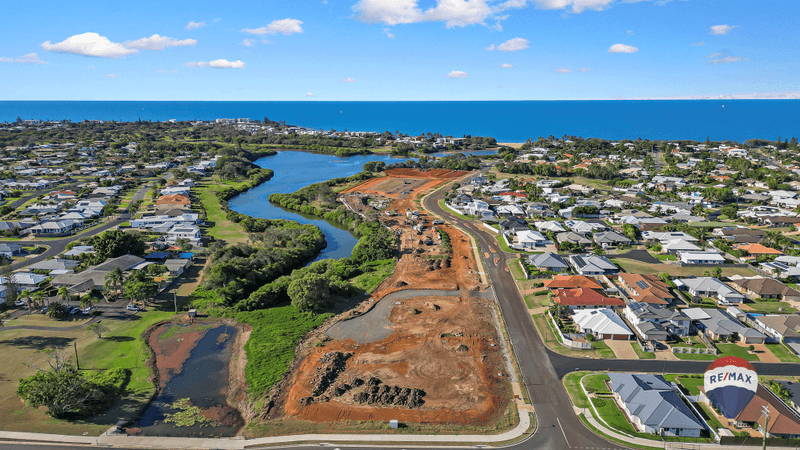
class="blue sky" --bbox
[1,0,798,100]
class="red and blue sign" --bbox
[704,356,758,419]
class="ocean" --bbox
[1,100,798,143]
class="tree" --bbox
[2,264,17,307]
[86,323,109,339]
[57,287,70,307]
[46,302,68,319]
[104,267,124,298]
[288,273,330,313]
[79,295,94,311]
[123,277,157,305]
[350,226,398,265]
[92,230,145,260]
[16,368,103,418]
[712,266,722,279]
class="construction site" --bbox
[277,168,515,427]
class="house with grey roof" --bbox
[568,254,619,276]
[674,277,745,305]
[25,258,80,273]
[683,307,766,344]
[527,252,568,273]
[751,314,800,345]
[608,373,705,437]
[0,242,24,259]
[51,254,145,294]
[593,230,632,249]
[556,231,592,248]
[623,302,691,339]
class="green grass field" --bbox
[765,343,800,362]
[744,299,797,313]
[632,341,656,359]
[197,183,248,244]
[614,258,756,278]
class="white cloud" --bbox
[708,55,747,64]
[186,21,206,30]
[341,78,356,82]
[580,67,590,72]
[707,52,722,59]
[155,69,178,74]
[446,70,468,78]
[532,0,615,13]
[242,18,304,35]
[353,0,493,28]
[486,44,495,51]
[608,43,638,53]
[710,24,736,35]
[383,28,395,38]
[124,34,197,51]
[41,32,137,58]
[306,92,315,97]
[88,65,95,70]
[497,37,529,52]
[105,74,117,78]
[626,30,634,35]
[556,68,571,73]
[0,52,47,64]
[691,41,705,46]
[185,59,245,69]
[500,63,513,68]
[241,39,256,47]
[261,39,273,44]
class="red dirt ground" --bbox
[278,170,512,426]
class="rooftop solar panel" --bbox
[635,280,651,290]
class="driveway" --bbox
[603,340,639,359]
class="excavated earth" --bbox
[277,168,512,426]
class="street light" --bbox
[761,404,771,450]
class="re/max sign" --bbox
[708,372,753,384]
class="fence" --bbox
[672,346,718,355]
[547,311,592,349]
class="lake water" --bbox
[229,151,409,261]
[134,323,243,437]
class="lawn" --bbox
[508,258,527,281]
[675,375,705,395]
[524,294,550,309]
[614,258,756,278]
[532,314,616,358]
[743,299,797,314]
[655,254,677,261]
[765,343,800,363]
[437,199,472,220]
[675,343,759,361]
[0,310,173,435]
[632,341,656,359]
[197,183,249,244]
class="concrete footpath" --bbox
[0,389,533,449]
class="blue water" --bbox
[2,100,799,142]
[229,151,410,261]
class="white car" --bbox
[126,304,141,312]
[14,300,26,307]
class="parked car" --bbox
[69,307,81,315]
[14,300,26,307]
[126,304,140,312]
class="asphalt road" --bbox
[1,184,151,272]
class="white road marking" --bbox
[557,417,571,448]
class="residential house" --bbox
[568,254,619,276]
[662,239,702,255]
[515,229,547,249]
[535,221,566,234]
[0,272,48,289]
[751,314,800,344]
[164,258,192,277]
[25,258,80,273]
[527,252,569,273]
[642,231,698,244]
[556,231,592,248]
[725,384,800,439]
[729,277,800,302]
[734,243,784,258]
[763,216,800,228]
[131,213,201,229]
[623,302,691,339]
[544,274,603,290]
[0,243,24,258]
[679,251,726,265]
[27,219,81,235]
[552,287,625,311]
[498,217,529,232]
[166,226,202,246]
[674,277,745,304]
[715,228,766,244]
[572,308,633,340]
[496,204,526,217]
[565,220,605,235]
[608,373,705,437]
[617,273,674,305]
[593,231,631,249]
[51,254,145,293]
[64,245,94,257]
[683,308,766,344]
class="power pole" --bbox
[173,291,177,314]
[762,405,771,450]
[73,341,80,370]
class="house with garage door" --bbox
[674,277,745,305]
[608,373,705,437]
[572,308,633,340]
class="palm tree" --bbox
[104,267,124,299]
[57,286,70,307]
[20,289,31,313]
[79,295,94,312]
[31,290,45,312]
